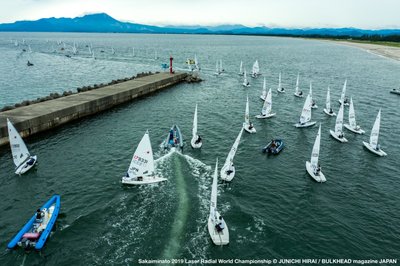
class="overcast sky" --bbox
[1,0,399,29]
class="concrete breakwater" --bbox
[0,72,188,147]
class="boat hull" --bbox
[262,139,284,154]
[294,121,316,128]
[255,113,276,119]
[362,141,387,156]
[15,155,37,175]
[260,95,266,101]
[122,175,167,185]
[294,92,304,98]
[277,88,285,93]
[7,195,61,250]
[329,130,348,143]
[208,211,229,245]
[220,165,235,182]
[242,83,250,87]
[311,104,318,109]
[323,108,336,116]
[243,123,256,133]
[190,138,202,149]
[338,99,350,106]
[344,124,365,134]
[306,161,326,183]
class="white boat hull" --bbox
[220,165,235,182]
[243,123,256,133]
[338,99,350,106]
[311,104,318,109]
[190,138,202,149]
[255,113,276,119]
[329,130,348,143]
[323,108,336,116]
[208,211,229,245]
[294,92,303,98]
[15,155,37,175]
[242,83,250,87]
[362,141,387,156]
[121,175,167,185]
[306,161,326,183]
[344,124,365,134]
[260,95,266,101]
[277,88,285,93]
[294,121,316,128]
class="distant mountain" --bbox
[0,13,399,37]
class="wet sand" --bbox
[332,41,400,61]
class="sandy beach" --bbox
[332,41,400,61]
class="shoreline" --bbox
[327,40,400,61]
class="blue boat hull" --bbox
[7,195,61,250]
[262,139,285,154]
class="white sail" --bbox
[223,128,243,169]
[349,98,357,128]
[215,61,219,74]
[262,89,272,115]
[252,60,260,76]
[340,79,347,103]
[310,124,321,170]
[219,60,223,72]
[278,72,282,90]
[299,94,312,123]
[127,131,154,177]
[210,158,218,219]
[243,70,248,85]
[192,104,198,140]
[335,103,345,135]
[261,77,267,99]
[132,47,135,57]
[309,82,313,100]
[111,47,115,55]
[239,61,243,74]
[370,109,381,149]
[7,119,30,168]
[194,54,199,70]
[295,73,300,94]
[245,96,250,124]
[326,87,331,111]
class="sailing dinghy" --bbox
[362,109,387,156]
[260,77,267,100]
[122,131,167,185]
[338,79,350,106]
[323,87,336,116]
[243,96,256,133]
[330,102,348,142]
[309,82,318,109]
[277,72,285,93]
[256,88,276,119]
[238,61,244,76]
[7,118,37,175]
[190,104,202,148]
[294,73,303,97]
[208,158,229,245]
[294,94,316,128]
[344,97,365,134]
[242,69,250,87]
[251,60,260,78]
[306,124,326,182]
[220,128,243,182]
[7,195,61,250]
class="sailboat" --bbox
[330,103,348,142]
[220,60,224,72]
[238,61,244,76]
[190,104,202,149]
[256,88,276,119]
[309,82,318,109]
[122,131,167,185]
[208,158,229,245]
[277,72,285,93]
[214,61,221,76]
[362,109,387,156]
[294,73,303,97]
[323,87,336,116]
[242,69,250,87]
[251,60,260,78]
[338,79,350,106]
[132,47,135,57]
[260,77,267,100]
[194,54,200,71]
[243,96,256,133]
[220,128,243,182]
[7,118,37,175]
[344,98,365,134]
[306,124,326,183]
[294,94,316,128]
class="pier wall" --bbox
[0,72,187,147]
